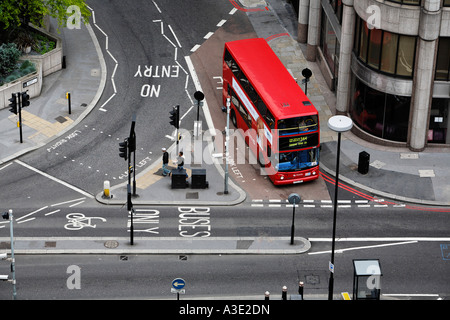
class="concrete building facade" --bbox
[297,0,450,151]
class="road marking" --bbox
[87,5,118,113]
[0,163,13,171]
[204,32,214,39]
[16,206,49,222]
[191,44,201,52]
[45,209,61,216]
[217,19,227,27]
[308,241,418,255]
[15,160,94,199]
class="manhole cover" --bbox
[305,274,320,285]
[104,240,119,248]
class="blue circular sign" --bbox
[172,278,186,290]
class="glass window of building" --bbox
[396,36,416,77]
[435,38,450,81]
[387,0,420,4]
[354,17,416,78]
[350,77,410,142]
[320,9,340,75]
[380,33,398,74]
[429,98,449,144]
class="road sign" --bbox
[329,261,334,273]
[172,278,186,291]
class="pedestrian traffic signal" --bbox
[169,105,180,129]
[8,94,17,115]
[21,92,30,108]
[119,139,128,161]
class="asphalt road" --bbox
[1,239,448,300]
[0,0,448,303]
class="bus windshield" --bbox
[278,115,318,135]
[275,148,319,172]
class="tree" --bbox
[0,0,91,31]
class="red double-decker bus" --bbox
[222,38,320,185]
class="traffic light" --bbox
[21,92,30,108]
[119,139,128,161]
[169,105,180,129]
[8,94,17,115]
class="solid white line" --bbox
[308,237,450,242]
[152,0,162,13]
[14,160,94,199]
[51,198,87,207]
[99,93,116,111]
[168,24,182,47]
[163,34,176,48]
[107,50,118,64]
[45,210,61,216]
[17,218,36,224]
[180,106,194,121]
[382,293,440,297]
[175,60,188,75]
[0,163,13,171]
[308,241,418,255]
[69,201,85,208]
[16,206,48,221]
[185,56,215,136]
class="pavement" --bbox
[0,236,310,255]
[0,1,449,255]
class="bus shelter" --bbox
[352,259,382,300]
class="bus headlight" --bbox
[280,175,285,180]
[312,171,317,175]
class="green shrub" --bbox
[0,43,21,76]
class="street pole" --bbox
[8,210,16,300]
[288,193,301,245]
[127,184,134,245]
[326,115,353,301]
[328,131,341,300]
[224,97,230,195]
[17,93,23,144]
[130,114,137,197]
[3,210,17,300]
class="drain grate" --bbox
[186,192,199,199]
[55,116,67,123]
[45,241,56,248]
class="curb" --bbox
[320,162,450,207]
[1,237,311,255]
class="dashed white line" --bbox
[191,44,201,52]
[217,19,227,27]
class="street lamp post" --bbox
[288,193,301,245]
[2,209,17,300]
[327,115,353,300]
